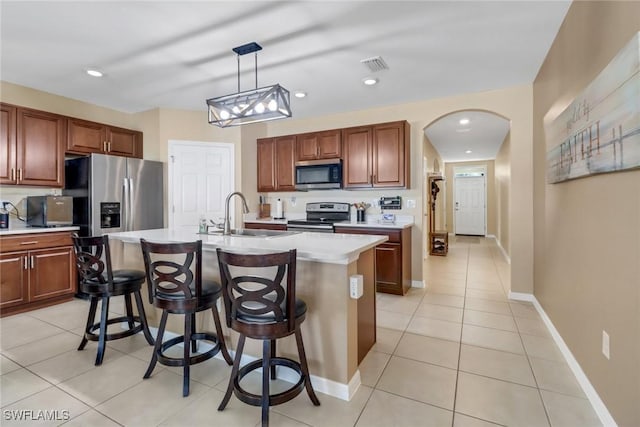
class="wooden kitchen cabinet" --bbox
[343,121,410,189]
[67,117,142,158]
[335,226,412,295]
[0,103,17,184]
[0,103,65,187]
[243,222,287,231]
[0,231,76,317]
[257,136,296,192]
[296,129,341,161]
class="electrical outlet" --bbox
[371,199,378,207]
[406,199,416,208]
[602,330,610,360]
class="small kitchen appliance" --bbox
[26,195,73,227]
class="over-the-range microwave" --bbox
[294,159,342,191]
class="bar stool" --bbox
[216,248,320,427]
[140,239,232,397]
[72,234,155,366]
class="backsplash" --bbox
[256,188,422,218]
[0,186,61,219]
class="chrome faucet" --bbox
[223,191,250,235]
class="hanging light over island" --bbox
[207,42,291,128]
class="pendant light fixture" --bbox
[207,42,291,127]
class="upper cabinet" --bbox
[296,129,341,161]
[0,104,65,187]
[67,118,142,158]
[343,121,410,189]
[257,135,296,192]
[256,120,410,192]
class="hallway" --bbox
[0,237,602,426]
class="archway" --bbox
[422,109,511,295]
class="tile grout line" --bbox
[450,239,471,427]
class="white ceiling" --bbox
[0,1,570,161]
[425,111,510,162]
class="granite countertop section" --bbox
[244,214,414,230]
[333,219,413,230]
[107,227,387,265]
[0,222,79,236]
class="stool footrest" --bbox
[234,357,305,407]
[85,316,145,342]
[156,332,222,368]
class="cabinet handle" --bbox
[10,168,15,181]
[30,255,34,269]
[18,168,23,181]
[23,256,28,270]
[19,241,38,245]
[103,141,108,151]
[107,141,111,152]
[373,174,377,183]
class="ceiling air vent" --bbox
[360,56,389,73]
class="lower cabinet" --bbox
[335,226,412,295]
[243,222,286,231]
[0,232,76,316]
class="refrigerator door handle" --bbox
[123,177,129,231]
[128,177,134,231]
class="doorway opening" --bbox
[453,165,487,236]
[167,140,235,229]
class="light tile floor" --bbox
[0,237,602,426]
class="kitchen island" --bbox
[106,227,387,401]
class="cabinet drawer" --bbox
[334,227,401,243]
[0,232,74,253]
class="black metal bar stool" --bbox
[72,234,155,366]
[216,248,320,427]
[140,239,233,397]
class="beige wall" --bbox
[495,132,511,257]
[444,160,496,237]
[533,2,640,426]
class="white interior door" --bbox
[454,175,486,235]
[168,141,234,229]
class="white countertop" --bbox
[244,216,414,230]
[333,219,413,230]
[107,227,388,265]
[0,222,79,236]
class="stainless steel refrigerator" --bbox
[64,154,164,237]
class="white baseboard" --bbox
[508,293,617,427]
[487,234,511,264]
[411,280,425,288]
[143,327,356,401]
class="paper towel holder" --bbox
[273,198,285,220]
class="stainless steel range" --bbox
[286,202,350,233]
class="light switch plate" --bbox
[406,199,416,208]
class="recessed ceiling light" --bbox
[362,77,378,86]
[465,150,472,154]
[459,118,470,125]
[86,69,103,77]
[294,91,307,98]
